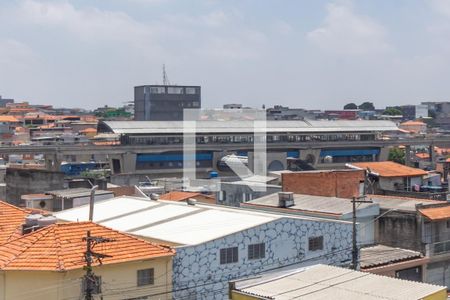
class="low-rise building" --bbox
[0,221,175,300]
[399,120,428,134]
[55,196,355,299]
[229,264,447,300]
[360,244,429,282]
[242,192,380,245]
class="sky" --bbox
[2,0,450,110]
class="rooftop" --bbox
[400,121,426,126]
[99,120,398,135]
[419,205,450,221]
[232,264,446,300]
[360,245,424,269]
[0,222,174,271]
[0,116,19,123]
[366,195,442,212]
[159,191,204,201]
[243,193,378,219]
[0,201,39,244]
[46,188,113,198]
[54,196,348,246]
[347,161,428,177]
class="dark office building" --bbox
[134,85,201,121]
[0,96,14,108]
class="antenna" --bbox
[162,64,170,86]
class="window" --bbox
[248,243,265,260]
[82,275,101,294]
[150,87,165,94]
[137,268,154,286]
[446,220,450,229]
[220,247,238,264]
[168,87,183,94]
[185,87,197,94]
[308,236,324,251]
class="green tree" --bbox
[358,102,375,111]
[343,103,358,110]
[388,148,405,164]
[383,107,402,116]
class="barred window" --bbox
[137,268,155,286]
[220,247,238,264]
[308,236,324,251]
[248,243,265,260]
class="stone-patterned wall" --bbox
[173,217,352,299]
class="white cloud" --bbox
[428,0,450,18]
[307,2,391,55]
[0,39,38,69]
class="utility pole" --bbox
[83,230,114,300]
[351,196,373,270]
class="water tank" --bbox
[25,214,43,227]
[150,193,160,200]
[37,216,57,227]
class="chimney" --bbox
[278,192,294,208]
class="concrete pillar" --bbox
[121,152,137,173]
[429,144,436,169]
[405,145,412,167]
[378,146,390,162]
[44,153,63,171]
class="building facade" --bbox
[134,85,201,121]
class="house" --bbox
[216,176,281,207]
[21,188,114,211]
[281,169,365,199]
[159,191,215,204]
[0,221,175,300]
[242,191,380,245]
[360,244,429,282]
[229,264,447,300]
[347,161,428,194]
[367,194,450,288]
[399,120,427,134]
[54,196,354,299]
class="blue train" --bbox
[60,162,106,176]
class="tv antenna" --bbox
[162,64,171,86]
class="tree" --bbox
[358,102,375,111]
[388,147,405,165]
[343,103,358,110]
[383,107,402,116]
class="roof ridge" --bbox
[53,225,66,271]
[0,226,53,269]
[0,200,28,213]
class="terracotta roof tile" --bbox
[159,191,202,201]
[419,206,450,221]
[400,121,426,126]
[349,161,428,177]
[0,222,174,271]
[0,201,33,245]
[0,116,19,122]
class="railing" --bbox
[433,240,450,255]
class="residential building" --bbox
[399,120,428,134]
[229,264,447,300]
[395,104,429,120]
[422,101,450,129]
[22,187,114,211]
[55,196,355,299]
[266,105,316,120]
[0,221,174,300]
[242,192,380,245]
[281,169,365,199]
[347,161,439,197]
[324,109,360,120]
[134,85,201,121]
[223,104,243,109]
[360,244,429,282]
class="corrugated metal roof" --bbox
[54,196,350,246]
[360,245,423,269]
[100,120,398,134]
[46,188,113,198]
[245,194,379,218]
[234,264,446,300]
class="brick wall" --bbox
[282,170,364,198]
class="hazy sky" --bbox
[2,0,450,110]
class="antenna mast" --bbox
[162,64,170,86]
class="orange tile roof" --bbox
[419,206,450,221]
[0,222,174,271]
[400,121,426,126]
[80,127,97,133]
[159,191,202,201]
[415,153,430,159]
[0,116,19,122]
[0,201,41,245]
[349,161,428,177]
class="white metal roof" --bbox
[233,264,445,300]
[100,120,398,135]
[54,196,349,246]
